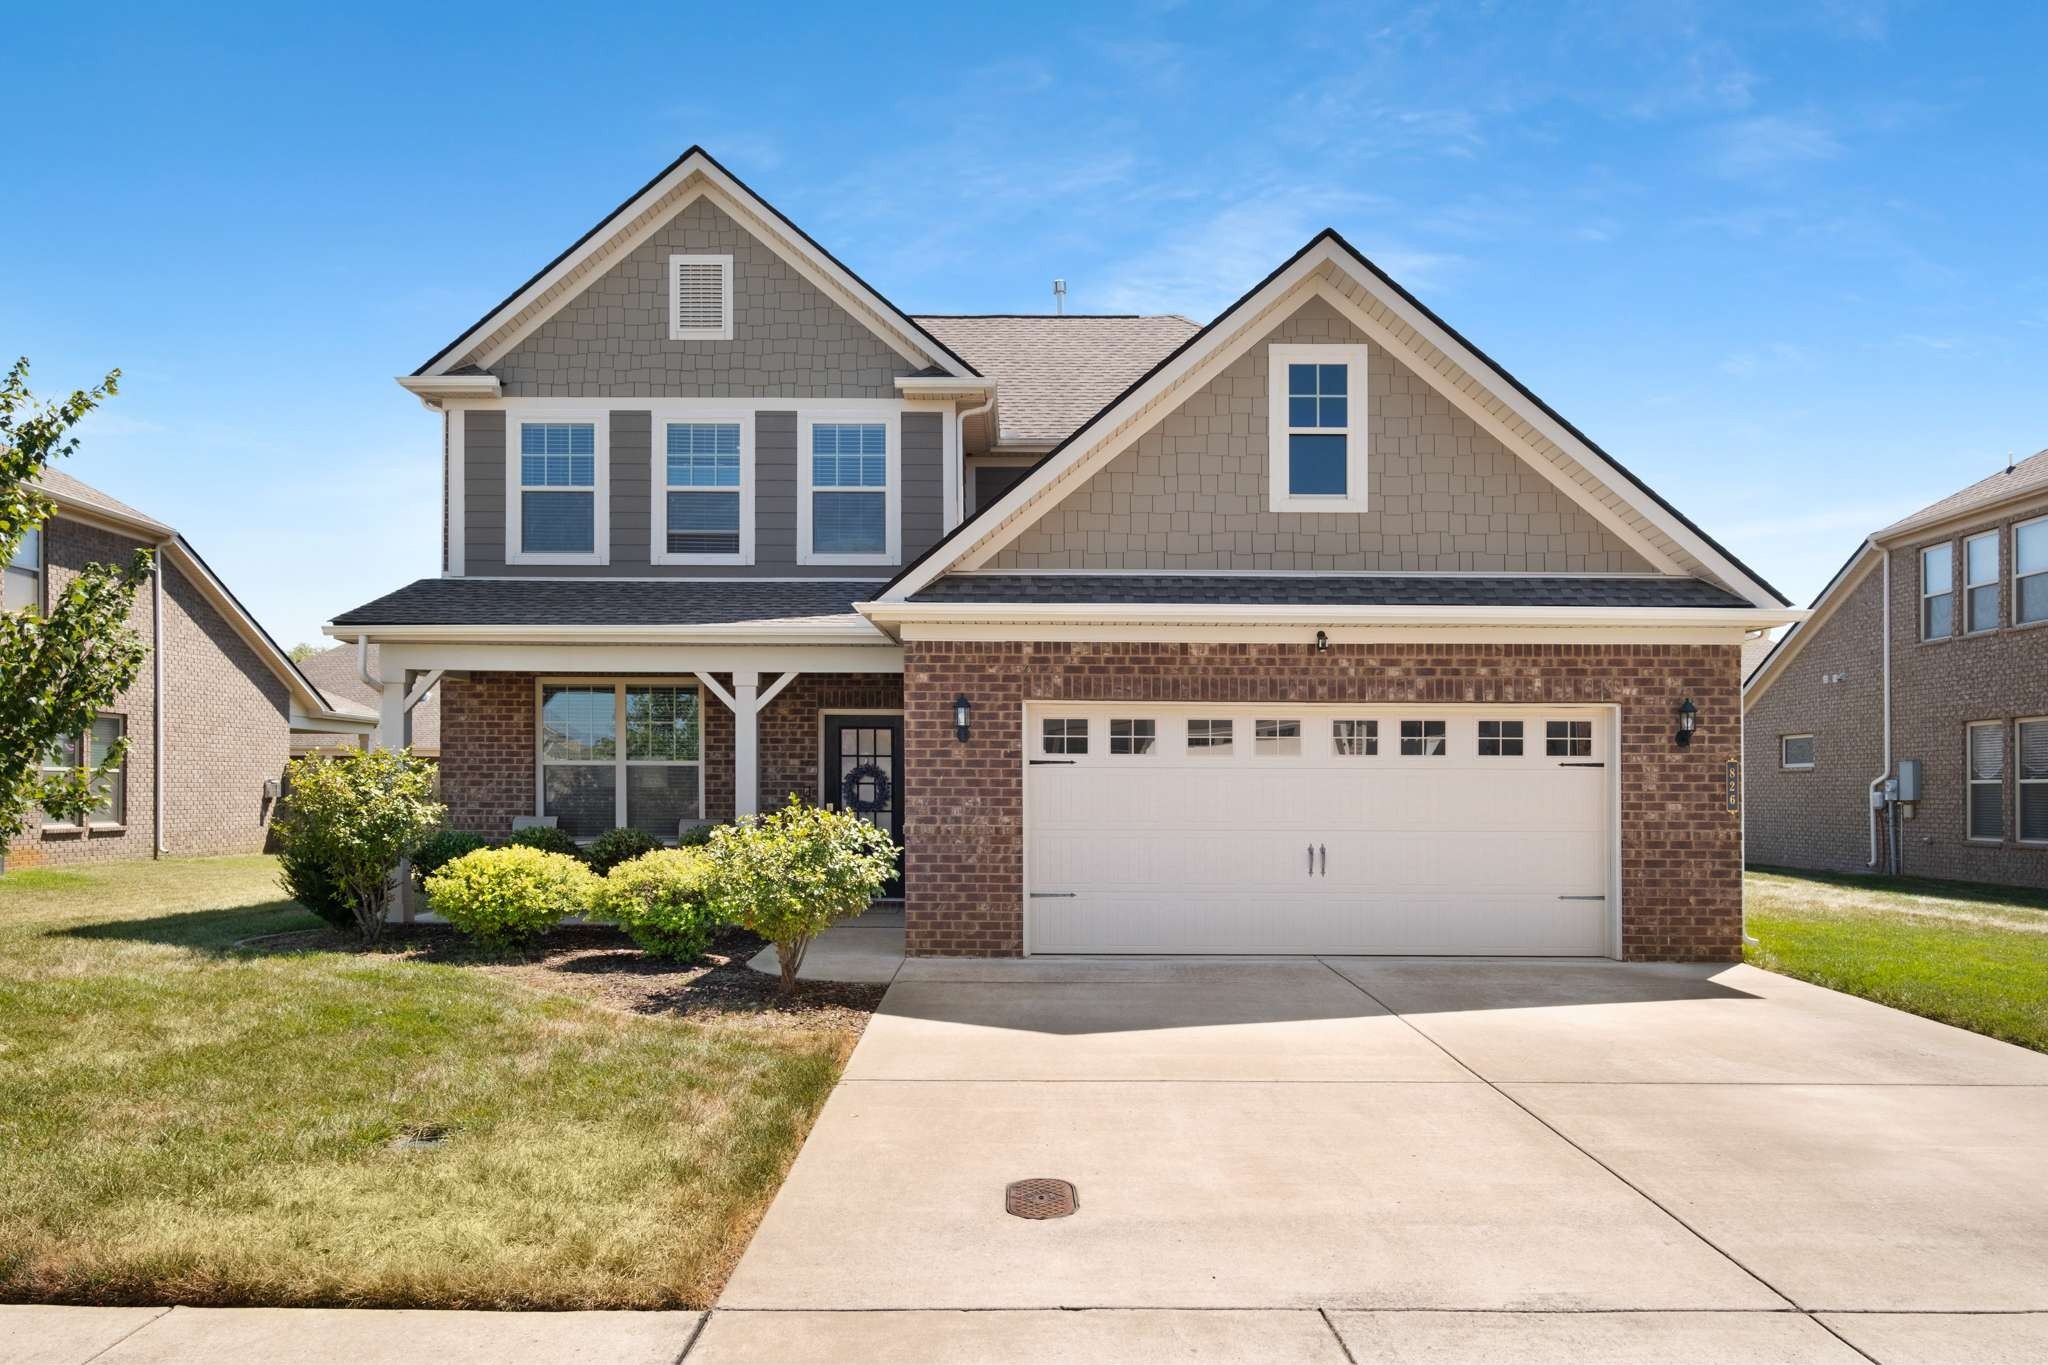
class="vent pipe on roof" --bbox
[1052,279,1067,316]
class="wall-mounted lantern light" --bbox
[954,694,973,743]
[1314,630,1330,654]
[1675,697,1698,748]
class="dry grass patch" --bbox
[0,855,866,1308]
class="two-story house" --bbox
[330,147,1799,960]
[1744,451,2048,888]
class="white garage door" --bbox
[1024,705,1613,956]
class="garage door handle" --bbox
[1029,892,1077,899]
[1029,759,1076,766]
[1319,843,1327,876]
[1558,895,1606,901]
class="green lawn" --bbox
[0,856,851,1309]
[1746,866,2048,1052]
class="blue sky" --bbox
[6,1,2044,644]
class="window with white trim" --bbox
[39,714,124,827]
[5,526,40,614]
[1400,719,1446,756]
[539,682,700,839]
[1267,343,1368,512]
[801,419,895,564]
[668,254,733,341]
[1187,719,1233,754]
[2017,516,2048,626]
[1478,720,1524,756]
[1255,719,1302,756]
[1546,720,1593,757]
[1043,718,1088,755]
[1333,719,1377,756]
[1780,734,1815,770]
[2019,719,2048,844]
[1109,719,1155,755]
[657,420,749,563]
[512,419,604,564]
[1964,531,1999,633]
[1967,721,2004,841]
[1921,542,1953,640]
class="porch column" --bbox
[731,671,760,817]
[376,678,407,751]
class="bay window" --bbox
[539,681,700,839]
[1267,343,1368,513]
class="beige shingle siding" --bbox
[985,295,1652,573]
[912,314,1199,445]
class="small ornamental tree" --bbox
[273,750,445,943]
[703,798,897,995]
[0,360,152,850]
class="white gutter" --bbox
[326,620,892,645]
[1870,543,1892,867]
[953,390,996,529]
[861,602,1809,629]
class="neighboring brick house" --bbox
[331,147,1798,960]
[1745,452,2048,888]
[4,471,373,868]
[292,642,439,760]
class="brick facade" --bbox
[7,516,291,868]
[903,640,1744,961]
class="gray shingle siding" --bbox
[911,574,1749,609]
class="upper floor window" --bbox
[668,254,733,342]
[1920,542,1953,640]
[5,526,40,614]
[655,419,750,565]
[510,419,606,565]
[2018,516,2048,627]
[1964,531,1999,633]
[801,419,896,565]
[1268,343,1368,513]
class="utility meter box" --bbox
[1897,759,1923,803]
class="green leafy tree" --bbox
[704,798,897,995]
[273,749,445,943]
[0,360,151,850]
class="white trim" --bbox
[422,159,971,379]
[325,621,891,646]
[368,642,898,678]
[863,600,1803,630]
[1963,529,1999,634]
[1267,342,1369,513]
[2018,716,2048,846]
[505,412,610,567]
[1966,719,2005,843]
[446,408,465,576]
[887,242,1777,604]
[1779,733,1816,771]
[651,408,755,566]
[397,373,501,407]
[668,253,734,341]
[2016,514,2048,627]
[535,677,707,836]
[799,412,900,566]
[1920,540,1954,641]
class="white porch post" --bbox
[731,671,760,817]
[377,678,408,751]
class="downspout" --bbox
[953,392,995,527]
[153,541,168,857]
[1869,541,1891,868]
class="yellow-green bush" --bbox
[424,845,596,950]
[590,848,719,961]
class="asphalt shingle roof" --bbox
[31,468,169,533]
[330,578,879,629]
[911,314,1199,445]
[296,642,438,746]
[1879,449,2048,539]
[909,575,1752,609]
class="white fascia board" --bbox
[372,640,903,676]
[397,374,501,409]
[1742,541,1878,704]
[37,495,175,542]
[896,622,1760,646]
[319,620,892,646]
[861,601,1808,630]
[894,376,996,401]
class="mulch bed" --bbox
[237,922,883,1037]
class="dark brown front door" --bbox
[823,714,904,898]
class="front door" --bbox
[822,714,904,898]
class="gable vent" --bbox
[669,254,734,342]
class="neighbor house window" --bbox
[511,419,604,563]
[1781,734,1816,770]
[1921,542,1953,640]
[1967,721,2004,841]
[802,420,895,563]
[1546,720,1593,757]
[657,420,749,563]
[1109,719,1155,755]
[668,254,733,341]
[1255,719,1302,756]
[1400,720,1446,756]
[2017,516,2048,626]
[2019,719,2048,844]
[539,682,699,839]
[5,526,39,613]
[1187,719,1233,754]
[1333,719,1377,756]
[1478,720,1524,756]
[1964,531,1999,633]
[1042,718,1088,755]
[39,715,124,828]
[1267,343,1368,513]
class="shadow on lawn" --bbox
[60,900,325,954]
[1749,864,2048,914]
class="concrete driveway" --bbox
[707,956,2048,1363]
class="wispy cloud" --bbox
[1706,113,1842,179]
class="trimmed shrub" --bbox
[272,749,445,943]
[703,799,897,994]
[411,829,490,888]
[676,822,718,848]
[591,848,718,961]
[586,826,661,876]
[425,846,596,950]
[504,824,583,860]
[276,841,355,934]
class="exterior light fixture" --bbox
[1315,630,1330,654]
[954,694,973,743]
[1675,697,1698,748]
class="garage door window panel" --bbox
[1478,720,1524,757]
[1546,720,1593,757]
[1042,718,1088,756]
[1400,720,1447,756]
[1255,720,1302,756]
[1333,719,1377,756]
[1110,719,1155,755]
[1188,719,1233,755]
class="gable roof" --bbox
[879,229,1789,609]
[412,146,978,382]
[913,314,1199,445]
[1878,448,2048,540]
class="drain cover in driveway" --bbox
[1005,1178,1077,1219]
